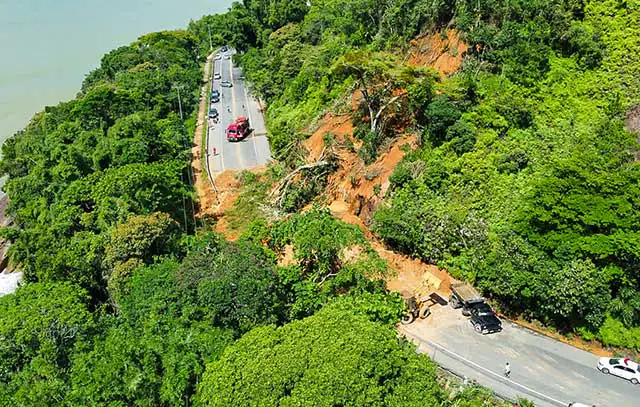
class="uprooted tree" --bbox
[331,50,427,134]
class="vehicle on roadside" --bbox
[215,53,221,60]
[221,45,228,52]
[224,53,231,59]
[226,117,250,141]
[450,282,502,334]
[210,90,220,103]
[468,302,502,334]
[567,403,594,407]
[597,357,640,384]
[220,80,232,88]
[208,108,218,119]
[400,291,447,325]
[214,72,221,80]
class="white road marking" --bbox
[425,339,567,406]
[208,58,225,173]
[240,70,261,163]
[229,57,246,169]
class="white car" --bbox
[568,403,594,407]
[597,357,640,384]
[213,73,221,80]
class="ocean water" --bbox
[0,0,233,144]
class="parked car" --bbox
[220,80,232,88]
[214,73,221,80]
[210,90,220,103]
[215,53,221,60]
[597,357,640,384]
[567,403,594,407]
[468,302,502,334]
[208,108,219,119]
[450,282,502,334]
[221,45,228,52]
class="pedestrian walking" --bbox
[504,362,511,378]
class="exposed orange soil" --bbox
[211,167,268,241]
[376,242,451,296]
[306,111,451,298]
[408,29,467,77]
[277,244,296,267]
[304,113,356,161]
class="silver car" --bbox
[597,357,640,384]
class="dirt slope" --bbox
[407,29,467,77]
[299,31,469,296]
[193,32,467,297]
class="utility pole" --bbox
[173,84,184,122]
[207,24,213,51]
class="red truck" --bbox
[226,117,250,141]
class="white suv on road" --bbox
[597,357,640,384]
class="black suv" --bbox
[468,303,502,334]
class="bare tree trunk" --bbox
[270,160,331,207]
[371,95,402,133]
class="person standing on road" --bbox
[504,362,511,378]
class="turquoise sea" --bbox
[0,0,233,145]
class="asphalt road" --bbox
[206,50,271,172]
[400,305,637,407]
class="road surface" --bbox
[400,305,636,407]
[206,50,271,172]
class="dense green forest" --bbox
[192,0,640,347]
[1,0,639,405]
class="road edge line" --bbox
[414,335,567,406]
[241,74,261,164]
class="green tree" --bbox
[0,283,93,406]
[197,297,444,407]
[177,238,287,333]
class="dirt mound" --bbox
[277,244,296,267]
[380,242,451,296]
[212,167,268,241]
[304,113,355,162]
[408,29,467,77]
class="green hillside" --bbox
[0,0,639,405]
